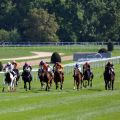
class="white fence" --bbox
[1,42,120,47]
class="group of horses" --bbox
[2,64,115,92]
[73,68,94,90]
[38,68,64,91]
[73,65,115,91]
[2,66,64,92]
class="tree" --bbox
[22,8,59,42]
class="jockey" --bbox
[53,62,64,80]
[105,61,115,74]
[39,60,45,71]
[54,62,64,72]
[23,62,32,71]
[105,61,114,69]
[4,62,16,77]
[74,63,82,72]
[83,62,91,73]
[39,60,52,72]
[11,60,18,69]
[39,60,54,77]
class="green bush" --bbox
[0,61,3,71]
[51,52,61,63]
[107,40,114,51]
[98,48,108,53]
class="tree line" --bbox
[0,0,120,42]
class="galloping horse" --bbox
[54,70,64,90]
[21,67,32,91]
[2,68,16,92]
[83,70,94,88]
[104,67,115,90]
[38,69,53,91]
[73,69,83,90]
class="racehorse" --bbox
[54,70,64,90]
[83,70,94,88]
[73,69,83,90]
[2,68,16,92]
[104,67,115,90]
[38,69,53,91]
[21,67,32,91]
[13,68,20,86]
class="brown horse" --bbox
[54,70,64,90]
[73,69,83,90]
[38,69,53,91]
[83,70,94,88]
[104,67,115,90]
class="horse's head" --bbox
[74,69,80,76]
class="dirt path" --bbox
[1,52,63,61]
[18,55,73,68]
[2,51,72,68]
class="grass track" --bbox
[0,46,120,120]
[0,64,120,120]
[0,46,120,59]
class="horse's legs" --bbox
[60,81,63,90]
[16,78,18,86]
[80,80,82,89]
[73,79,76,90]
[90,79,92,88]
[111,80,114,90]
[105,80,107,90]
[76,81,79,91]
[24,81,27,91]
[2,80,6,92]
[83,80,87,88]
[29,82,31,90]
[45,82,48,91]
[88,79,89,86]
[55,82,58,90]
[10,80,15,92]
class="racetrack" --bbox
[0,47,120,120]
[0,65,120,120]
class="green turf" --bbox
[0,64,120,120]
[0,45,120,60]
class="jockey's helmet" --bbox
[75,63,79,68]
[107,61,111,65]
[24,62,28,66]
[40,60,44,66]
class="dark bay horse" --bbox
[54,70,64,90]
[2,68,16,92]
[83,70,94,88]
[104,67,115,90]
[21,68,32,91]
[73,69,83,90]
[38,69,53,91]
